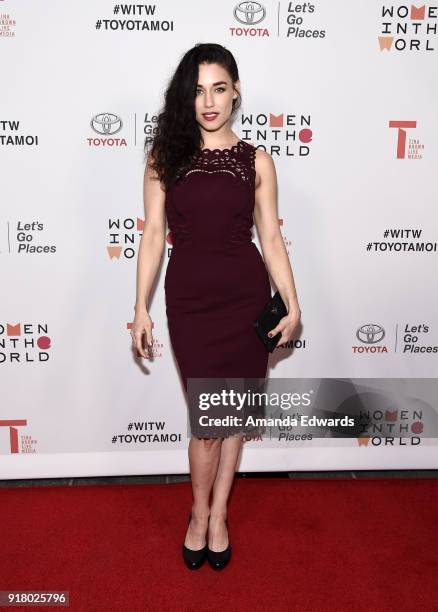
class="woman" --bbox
[131,43,301,571]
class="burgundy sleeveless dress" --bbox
[164,139,271,435]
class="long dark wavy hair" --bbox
[144,43,242,191]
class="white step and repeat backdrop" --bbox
[1,1,438,478]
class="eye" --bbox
[195,87,227,96]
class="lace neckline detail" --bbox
[199,139,243,155]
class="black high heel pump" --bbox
[182,513,208,570]
[207,518,232,571]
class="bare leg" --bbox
[208,435,243,551]
[184,436,223,550]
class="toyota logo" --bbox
[91,113,123,135]
[233,1,266,25]
[356,324,385,344]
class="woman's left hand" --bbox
[268,302,301,346]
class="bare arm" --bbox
[254,149,301,344]
[135,156,166,312]
[131,155,166,358]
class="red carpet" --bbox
[1,478,437,611]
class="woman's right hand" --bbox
[131,309,154,359]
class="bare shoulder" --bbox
[145,149,166,190]
[145,148,158,176]
[252,146,276,189]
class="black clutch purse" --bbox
[253,291,288,352]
